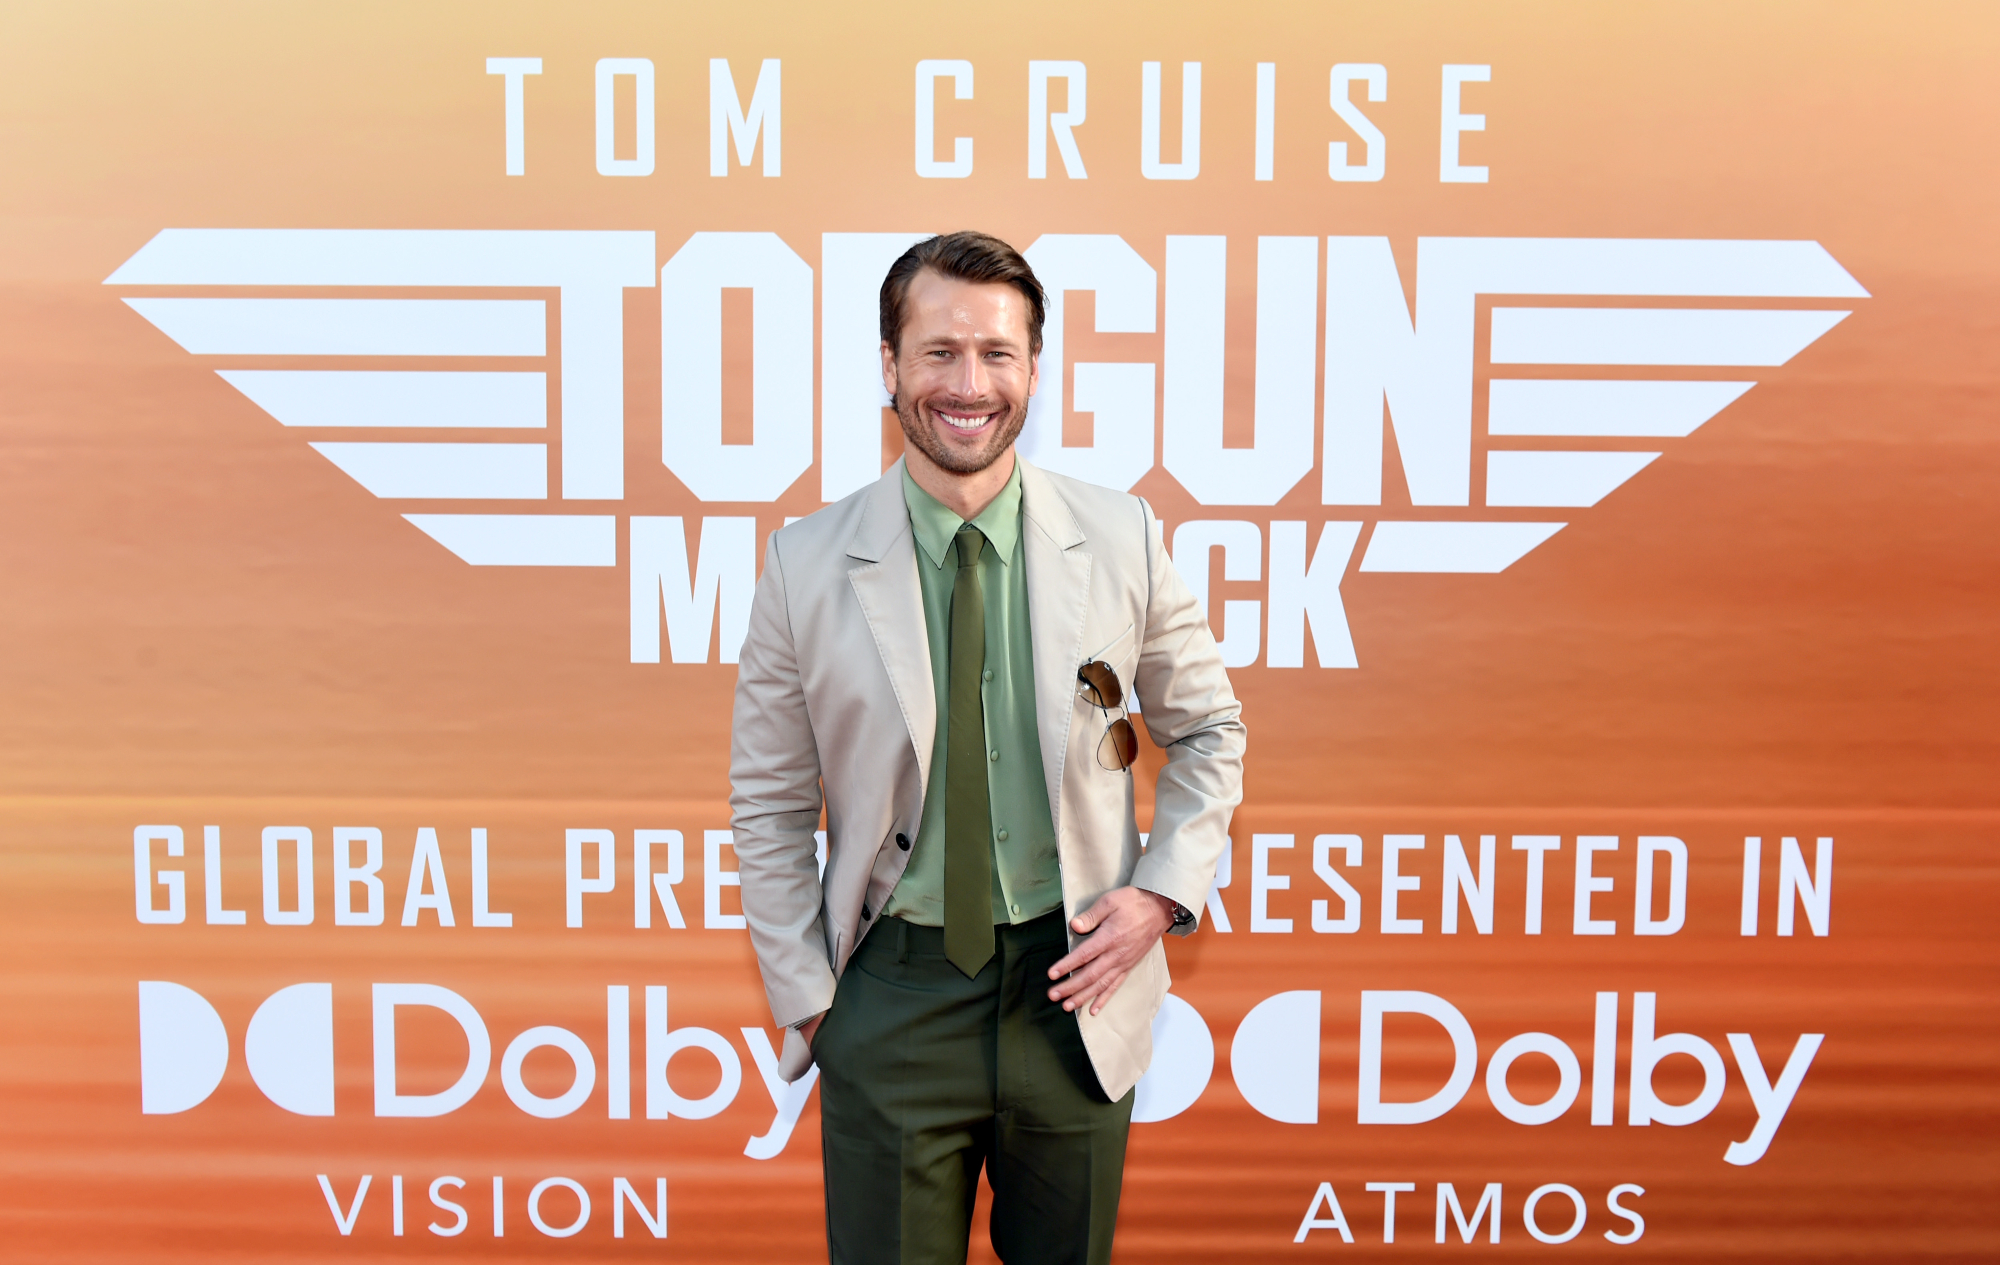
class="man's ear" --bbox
[879,340,898,400]
[1027,351,1040,397]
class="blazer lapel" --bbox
[1018,459,1092,830]
[847,461,937,788]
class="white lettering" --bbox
[1366,1182,1416,1243]
[317,1174,371,1236]
[703,830,746,929]
[1435,1181,1502,1244]
[1171,521,1262,667]
[630,516,757,664]
[1380,834,1423,933]
[1358,991,1475,1124]
[1604,1183,1646,1244]
[203,825,245,924]
[1627,992,1724,1126]
[915,60,974,178]
[1633,835,1686,935]
[400,827,455,927]
[1018,234,1157,490]
[1740,836,1762,935]
[1591,991,1618,1126]
[644,985,743,1119]
[594,59,655,177]
[820,232,931,501]
[1439,65,1490,183]
[634,830,688,928]
[1485,1032,1580,1125]
[527,1177,590,1238]
[501,1025,596,1118]
[607,985,631,1120]
[1573,835,1617,935]
[1027,62,1087,178]
[1723,1032,1824,1165]
[484,58,540,176]
[470,827,511,927]
[710,59,780,176]
[372,983,490,1117]
[612,1177,667,1239]
[1330,64,1387,181]
[1253,63,1276,181]
[261,826,313,926]
[565,828,616,928]
[1512,835,1560,934]
[428,1176,467,1237]
[1204,837,1234,932]
[1266,521,1362,668]
[1310,833,1362,933]
[1140,62,1200,179]
[1250,834,1294,932]
[659,231,813,501]
[1776,835,1832,936]
[742,1026,820,1159]
[1522,1183,1585,1244]
[1441,833,1494,934]
[134,825,186,924]
[1294,1182,1354,1243]
[334,827,384,926]
[1162,235,1317,505]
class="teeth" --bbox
[939,411,992,431]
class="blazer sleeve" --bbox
[1127,498,1247,930]
[729,532,839,1027]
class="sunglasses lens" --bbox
[1101,717,1139,771]
[1078,661,1123,709]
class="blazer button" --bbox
[861,903,872,920]
[896,833,910,850]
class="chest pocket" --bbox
[1082,622,1138,693]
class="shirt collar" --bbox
[902,459,1023,569]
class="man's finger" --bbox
[1048,953,1114,1001]
[1049,929,1112,979]
[1069,895,1112,935]
[1086,970,1129,1015]
[1068,966,1128,1014]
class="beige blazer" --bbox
[728,458,1245,1099]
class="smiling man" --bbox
[730,231,1244,1264]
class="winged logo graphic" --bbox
[105,229,1865,667]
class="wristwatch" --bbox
[1169,901,1196,928]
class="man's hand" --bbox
[1047,886,1177,1016]
[798,1012,825,1049]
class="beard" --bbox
[893,390,1030,476]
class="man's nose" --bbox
[951,351,990,399]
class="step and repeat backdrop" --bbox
[2,1,1995,1261]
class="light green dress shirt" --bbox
[882,461,1063,926]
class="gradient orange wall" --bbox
[1,2,1995,1260]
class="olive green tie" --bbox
[944,524,995,978]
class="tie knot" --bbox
[954,525,986,569]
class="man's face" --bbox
[881,269,1039,476]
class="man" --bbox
[730,231,1244,1264]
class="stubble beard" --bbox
[894,391,1029,476]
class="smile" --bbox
[933,407,998,432]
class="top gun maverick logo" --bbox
[106,229,1865,667]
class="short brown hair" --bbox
[879,231,1046,358]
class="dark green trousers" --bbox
[814,911,1134,1265]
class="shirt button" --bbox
[983,669,994,682]
[1010,903,1021,915]
[989,749,1000,762]
[997,829,1009,842]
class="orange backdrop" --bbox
[2,2,1996,1261]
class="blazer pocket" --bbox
[1083,622,1136,673]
